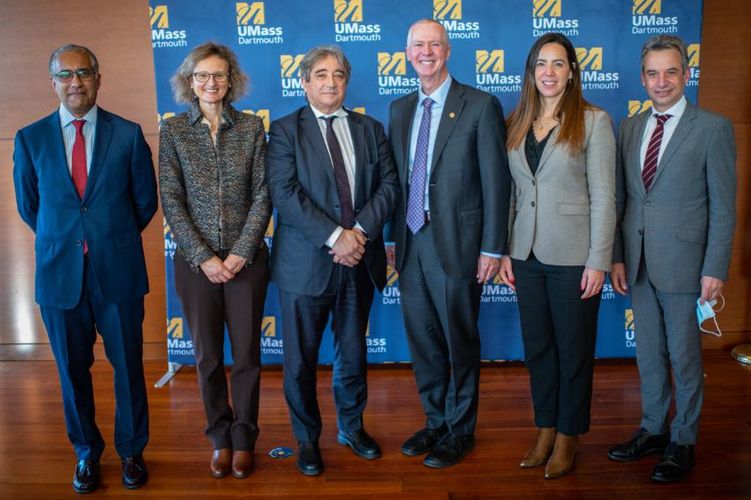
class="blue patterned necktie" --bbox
[406,97,434,234]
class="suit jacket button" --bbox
[75,240,82,246]
[81,206,88,213]
[532,180,536,186]
[645,201,651,207]
[638,229,644,235]
[531,201,535,207]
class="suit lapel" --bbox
[630,111,651,195]
[535,126,561,176]
[430,80,465,176]
[44,112,79,199]
[347,111,366,207]
[300,106,337,187]
[651,103,696,187]
[399,93,418,183]
[85,108,113,201]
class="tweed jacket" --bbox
[159,102,271,268]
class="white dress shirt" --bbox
[639,95,686,170]
[59,104,98,174]
[309,104,363,248]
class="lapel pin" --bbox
[449,112,456,119]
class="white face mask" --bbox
[696,294,725,337]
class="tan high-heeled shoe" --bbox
[520,427,556,468]
[544,432,579,479]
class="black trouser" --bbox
[512,254,600,436]
[400,224,482,437]
[279,263,374,442]
[174,246,269,450]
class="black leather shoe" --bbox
[121,455,148,489]
[72,459,100,494]
[337,429,382,460]
[296,441,324,476]
[423,434,475,468]
[651,442,695,483]
[401,425,448,456]
[608,428,670,462]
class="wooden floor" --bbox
[0,350,749,499]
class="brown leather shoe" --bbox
[231,450,254,479]
[544,433,579,479]
[210,448,232,478]
[520,427,556,468]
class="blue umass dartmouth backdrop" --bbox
[148,0,704,365]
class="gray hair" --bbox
[171,42,248,104]
[49,44,99,75]
[406,19,450,49]
[640,35,689,73]
[300,45,351,83]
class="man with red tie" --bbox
[13,44,157,494]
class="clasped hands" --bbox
[330,228,366,267]
[200,254,247,283]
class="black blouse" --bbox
[524,126,555,175]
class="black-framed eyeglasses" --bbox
[192,71,229,83]
[52,69,96,82]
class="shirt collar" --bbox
[188,101,237,127]
[59,104,98,128]
[418,74,452,108]
[310,104,348,120]
[651,94,686,120]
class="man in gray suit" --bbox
[608,35,736,483]
[388,19,510,468]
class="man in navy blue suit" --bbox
[13,44,157,494]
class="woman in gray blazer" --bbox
[160,43,271,480]
[498,33,615,479]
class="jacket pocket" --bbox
[675,228,706,244]
[460,208,482,225]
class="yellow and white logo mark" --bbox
[242,109,270,133]
[264,214,275,239]
[335,0,362,22]
[475,49,521,93]
[261,316,283,353]
[262,316,275,337]
[163,219,176,259]
[624,309,636,347]
[150,5,188,47]
[150,5,169,28]
[378,52,406,76]
[577,47,619,90]
[632,0,677,34]
[628,100,653,117]
[280,55,305,97]
[382,264,401,304]
[281,54,303,78]
[532,0,577,36]
[166,317,193,352]
[433,0,462,20]
[533,0,561,17]
[688,43,700,67]
[476,49,505,73]
[352,107,366,115]
[576,47,602,70]
[377,52,417,96]
[236,1,283,44]
[334,0,381,42]
[236,2,265,24]
[167,317,183,338]
[633,0,661,15]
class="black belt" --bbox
[424,211,431,225]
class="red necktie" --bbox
[71,119,88,253]
[642,114,671,191]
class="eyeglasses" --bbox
[52,69,96,82]
[192,71,229,83]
